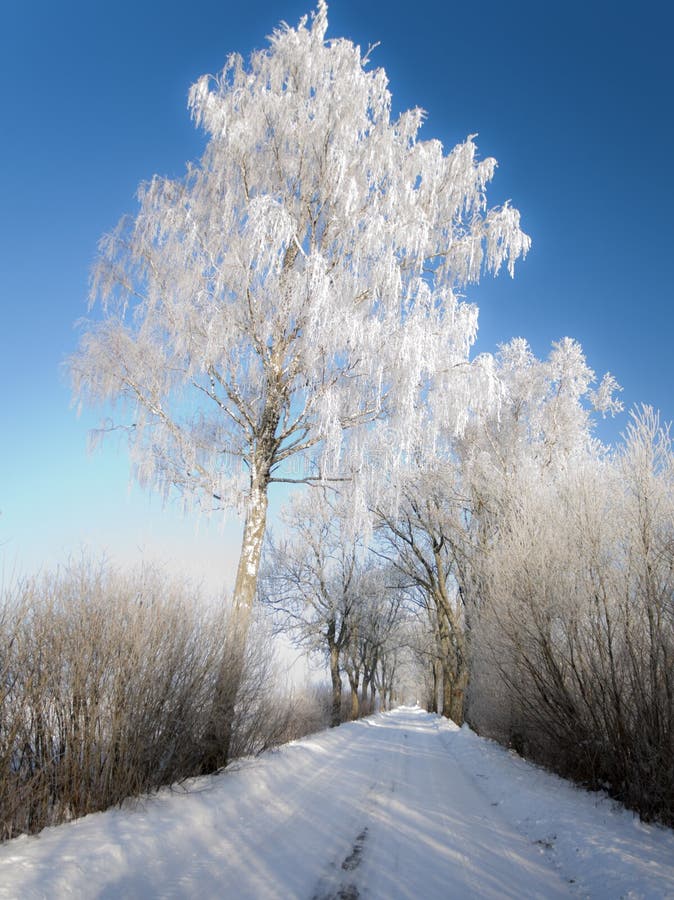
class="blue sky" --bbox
[1,0,672,589]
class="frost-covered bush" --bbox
[0,560,295,840]
[469,409,674,825]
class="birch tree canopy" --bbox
[70,1,530,618]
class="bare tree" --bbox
[374,472,470,722]
[402,608,443,712]
[259,492,361,727]
[344,566,404,717]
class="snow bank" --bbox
[444,719,674,899]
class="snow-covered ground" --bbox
[0,707,672,899]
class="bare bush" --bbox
[255,682,334,747]
[0,560,300,840]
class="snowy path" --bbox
[1,707,673,898]
[305,708,571,900]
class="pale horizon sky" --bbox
[1,0,672,590]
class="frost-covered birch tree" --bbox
[70,2,529,655]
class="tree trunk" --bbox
[441,657,453,720]
[361,673,371,716]
[377,658,388,711]
[232,474,270,625]
[200,470,270,773]
[433,575,468,726]
[430,658,440,713]
[449,685,465,725]
[346,667,360,720]
[387,660,397,709]
[329,636,342,728]
[437,606,457,722]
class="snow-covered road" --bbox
[1,707,673,899]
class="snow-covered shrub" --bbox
[0,560,294,840]
[469,408,674,825]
